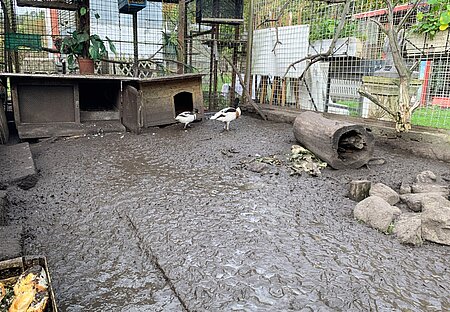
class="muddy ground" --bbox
[6,115,450,311]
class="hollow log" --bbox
[293,111,374,169]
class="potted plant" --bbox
[59,30,117,74]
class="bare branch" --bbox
[256,0,292,29]
[272,26,282,53]
[397,0,421,30]
[326,0,352,55]
[409,95,421,113]
[283,0,352,78]
[369,18,388,35]
[409,60,420,72]
[358,86,397,118]
[223,55,267,120]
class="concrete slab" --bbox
[0,142,38,189]
[0,191,6,226]
[0,225,22,261]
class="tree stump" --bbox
[349,180,371,202]
[293,111,374,169]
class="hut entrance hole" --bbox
[174,92,193,116]
[337,130,368,162]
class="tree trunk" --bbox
[293,111,375,169]
[397,78,412,132]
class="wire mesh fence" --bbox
[1,0,450,130]
[0,0,246,111]
[251,0,450,130]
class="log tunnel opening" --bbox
[337,130,368,162]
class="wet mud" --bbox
[6,116,450,311]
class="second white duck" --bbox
[175,109,198,129]
[210,98,241,131]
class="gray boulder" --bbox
[411,183,449,196]
[421,198,450,246]
[369,183,400,205]
[399,181,412,195]
[400,192,448,212]
[393,214,423,246]
[354,196,401,232]
[415,170,438,184]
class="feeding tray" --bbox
[0,256,58,312]
[119,0,147,14]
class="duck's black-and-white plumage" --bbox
[175,109,198,129]
[210,98,241,131]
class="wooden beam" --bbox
[17,0,78,10]
[281,78,286,106]
[177,0,186,74]
[260,76,267,104]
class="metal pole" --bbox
[244,0,254,105]
[133,12,139,77]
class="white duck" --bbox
[175,109,199,129]
[210,98,241,131]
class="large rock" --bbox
[400,192,448,212]
[369,183,400,205]
[393,214,423,246]
[399,181,412,195]
[415,170,438,184]
[411,183,449,196]
[354,196,401,232]
[421,198,450,245]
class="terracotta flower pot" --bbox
[78,58,95,75]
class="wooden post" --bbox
[324,61,332,112]
[208,25,215,110]
[295,78,300,108]
[281,78,286,106]
[177,0,186,74]
[260,76,267,104]
[269,77,276,105]
[132,12,139,77]
[244,0,254,107]
[230,25,240,104]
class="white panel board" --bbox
[252,25,309,78]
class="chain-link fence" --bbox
[250,0,450,130]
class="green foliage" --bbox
[336,100,361,117]
[413,0,450,39]
[59,9,116,68]
[309,19,363,41]
[386,222,395,235]
[411,106,450,130]
[162,30,179,58]
[60,30,117,68]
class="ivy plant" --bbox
[414,0,450,39]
